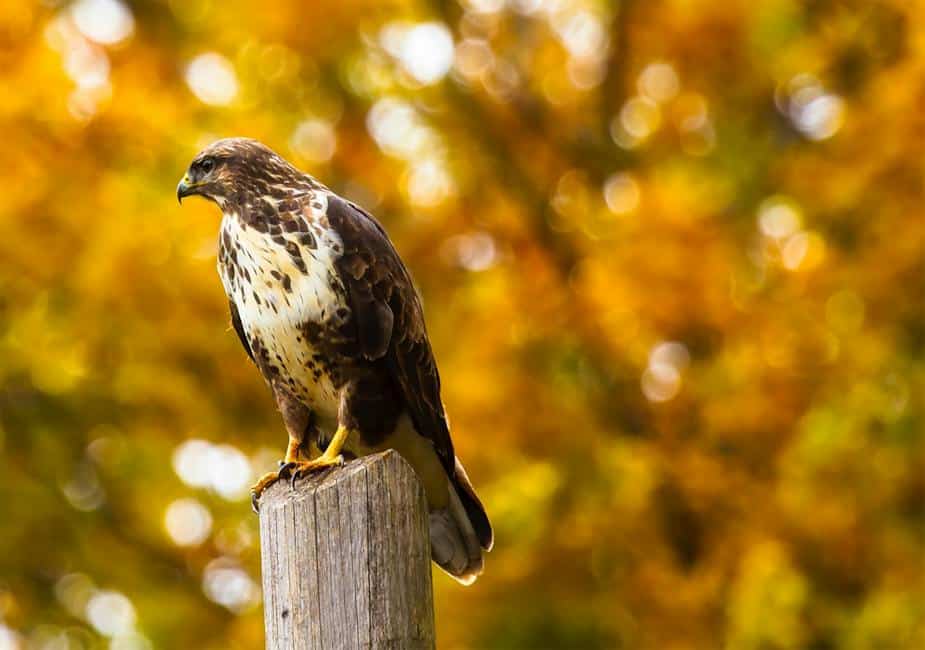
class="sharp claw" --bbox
[251,492,260,514]
[278,462,295,478]
[289,468,300,491]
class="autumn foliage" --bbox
[0,0,923,648]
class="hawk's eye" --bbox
[200,158,215,174]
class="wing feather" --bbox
[324,195,456,471]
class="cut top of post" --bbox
[258,450,436,650]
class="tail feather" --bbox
[451,457,493,551]
[429,458,493,585]
[430,484,483,584]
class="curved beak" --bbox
[176,174,195,204]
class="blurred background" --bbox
[1,0,923,648]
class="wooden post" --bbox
[258,450,436,650]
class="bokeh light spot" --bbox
[781,232,809,270]
[85,591,136,638]
[185,53,239,106]
[441,232,498,271]
[63,41,109,89]
[367,98,435,159]
[0,625,20,650]
[403,23,454,84]
[406,158,454,207]
[758,196,802,240]
[382,22,455,85]
[455,38,494,80]
[165,498,213,546]
[642,341,689,402]
[60,463,105,512]
[202,558,261,614]
[71,0,134,46]
[795,94,844,141]
[613,96,661,147]
[638,62,680,103]
[642,364,681,403]
[172,439,253,501]
[779,74,845,141]
[55,573,95,619]
[290,119,336,164]
[173,439,213,489]
[555,10,607,60]
[603,173,640,215]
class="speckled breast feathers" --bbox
[217,163,351,424]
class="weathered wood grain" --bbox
[258,450,435,650]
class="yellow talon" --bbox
[280,454,344,488]
[250,436,308,512]
[281,424,350,487]
[251,471,284,513]
[250,426,352,513]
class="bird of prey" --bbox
[177,138,492,584]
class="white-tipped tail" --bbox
[429,483,484,585]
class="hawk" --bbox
[177,138,492,584]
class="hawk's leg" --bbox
[278,424,349,489]
[251,385,317,512]
[281,384,369,488]
[280,377,378,487]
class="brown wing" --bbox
[324,194,456,471]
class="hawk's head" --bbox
[177,138,303,207]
